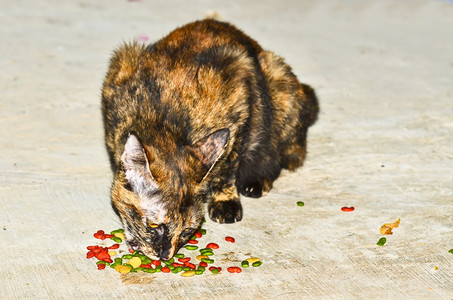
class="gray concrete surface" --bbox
[1,0,452,299]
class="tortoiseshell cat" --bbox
[101,19,318,260]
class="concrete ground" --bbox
[1,0,452,299]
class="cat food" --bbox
[227,267,242,273]
[181,270,196,277]
[380,218,400,235]
[225,236,235,243]
[297,201,305,207]
[87,228,263,277]
[185,245,198,250]
[187,239,198,244]
[252,261,263,267]
[128,257,142,269]
[206,243,219,249]
[341,206,354,212]
[377,237,387,246]
[449,249,453,254]
[245,257,260,264]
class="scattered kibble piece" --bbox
[128,257,142,269]
[187,239,198,244]
[449,249,453,254]
[185,245,198,250]
[252,261,263,267]
[377,237,387,246]
[341,206,354,212]
[113,232,126,240]
[241,260,249,268]
[108,251,117,256]
[196,255,209,261]
[297,201,304,207]
[115,264,131,274]
[206,243,219,249]
[380,218,400,235]
[246,257,260,264]
[194,231,203,238]
[225,236,235,243]
[161,266,171,273]
[181,270,196,277]
[227,266,242,273]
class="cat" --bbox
[101,19,319,261]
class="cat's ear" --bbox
[188,128,230,181]
[121,133,158,193]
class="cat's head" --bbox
[111,129,229,261]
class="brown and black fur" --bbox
[101,19,318,260]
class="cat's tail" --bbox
[299,82,319,127]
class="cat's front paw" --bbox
[238,181,263,198]
[208,200,243,224]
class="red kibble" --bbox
[206,243,219,249]
[341,206,355,212]
[225,236,235,243]
[227,266,242,273]
[97,263,106,270]
[93,230,106,240]
[108,244,120,249]
[209,266,217,271]
[217,267,222,272]
[140,264,152,268]
[178,257,191,263]
[86,250,95,259]
[129,248,134,253]
[161,266,171,273]
[185,262,196,269]
[151,260,161,266]
[194,231,202,238]
[199,261,208,267]
[87,245,99,250]
[104,234,114,239]
[187,239,198,244]
[172,262,185,268]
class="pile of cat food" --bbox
[86,224,262,277]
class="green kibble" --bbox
[211,268,219,274]
[197,266,206,271]
[174,253,185,258]
[185,245,198,250]
[449,249,453,254]
[297,201,305,207]
[195,269,204,275]
[200,229,207,235]
[252,261,263,267]
[201,258,214,264]
[377,237,387,246]
[143,268,156,273]
[172,266,183,273]
[163,258,174,265]
[110,236,122,243]
[241,260,249,268]
[121,254,133,259]
[155,265,162,271]
[183,266,191,271]
[202,219,206,223]
[96,261,110,266]
[110,228,124,235]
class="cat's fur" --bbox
[101,19,318,260]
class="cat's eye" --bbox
[148,222,159,228]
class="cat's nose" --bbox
[159,247,171,261]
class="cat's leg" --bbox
[208,153,243,223]
[208,182,242,223]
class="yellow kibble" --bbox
[181,270,196,277]
[196,255,209,261]
[128,257,142,269]
[246,257,260,264]
[114,232,125,240]
[108,251,117,256]
[115,265,131,274]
